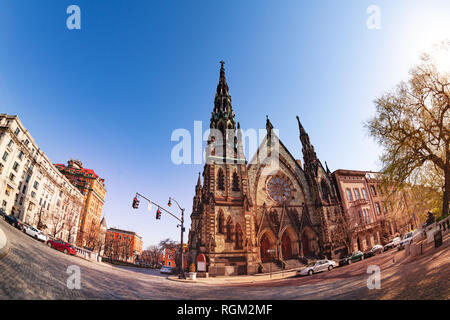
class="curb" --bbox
[167,270,299,285]
[0,226,10,260]
[167,276,207,284]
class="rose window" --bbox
[267,175,291,202]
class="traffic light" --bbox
[156,207,161,220]
[132,197,140,209]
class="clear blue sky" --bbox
[1,0,449,248]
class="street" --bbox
[0,218,448,300]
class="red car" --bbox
[46,239,77,255]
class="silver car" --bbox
[24,225,47,242]
[397,230,422,250]
[370,244,383,255]
[297,259,337,276]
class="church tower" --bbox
[189,62,256,276]
[296,116,341,258]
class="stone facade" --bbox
[55,160,106,248]
[0,114,84,243]
[187,64,346,276]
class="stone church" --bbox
[187,62,346,276]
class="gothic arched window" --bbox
[232,172,240,191]
[217,211,224,234]
[235,223,243,249]
[217,169,225,190]
[225,216,234,242]
[321,179,330,201]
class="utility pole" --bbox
[168,197,186,280]
[132,192,186,279]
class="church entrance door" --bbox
[281,233,292,259]
[260,234,272,262]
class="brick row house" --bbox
[104,228,143,264]
[333,170,390,252]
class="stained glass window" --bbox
[267,175,291,202]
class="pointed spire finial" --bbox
[266,115,273,135]
[296,115,306,135]
[216,60,229,96]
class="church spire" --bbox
[196,172,202,191]
[296,115,319,177]
[216,60,229,97]
[210,61,235,130]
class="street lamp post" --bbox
[168,197,186,280]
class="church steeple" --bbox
[216,60,230,97]
[296,115,319,177]
[195,172,202,192]
[210,61,236,131]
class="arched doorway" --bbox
[281,233,293,259]
[260,234,272,262]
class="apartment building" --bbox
[0,114,84,243]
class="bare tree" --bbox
[65,214,79,244]
[329,211,357,255]
[158,238,178,250]
[84,223,102,251]
[123,238,131,262]
[144,245,163,265]
[365,42,450,218]
[50,211,66,238]
[35,207,47,231]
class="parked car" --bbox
[363,250,374,259]
[341,251,364,265]
[4,214,24,230]
[46,239,77,255]
[0,208,6,218]
[397,230,422,250]
[297,259,337,276]
[364,244,383,259]
[24,225,47,242]
[160,266,176,274]
[384,237,401,251]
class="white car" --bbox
[384,237,401,251]
[370,244,383,255]
[24,225,47,242]
[297,259,337,276]
[397,230,422,250]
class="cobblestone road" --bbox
[0,219,448,300]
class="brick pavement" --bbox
[0,218,448,299]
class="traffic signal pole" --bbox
[133,192,186,279]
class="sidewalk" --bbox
[168,266,303,285]
[169,233,450,285]
[0,226,9,259]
